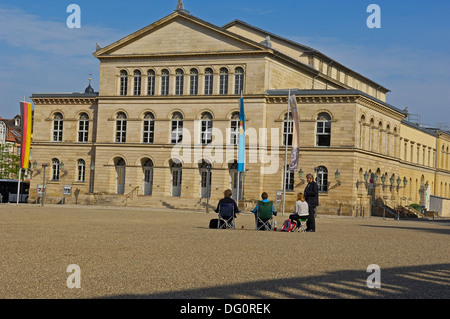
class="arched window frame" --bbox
[219,67,229,95]
[133,70,141,96]
[315,166,329,193]
[234,67,244,95]
[78,112,89,143]
[115,112,127,143]
[53,112,63,142]
[200,112,213,145]
[77,159,86,182]
[147,70,155,96]
[175,68,184,95]
[51,158,60,181]
[171,112,184,144]
[142,112,155,144]
[230,112,240,145]
[119,70,128,96]
[204,68,213,95]
[189,68,198,95]
[161,69,170,96]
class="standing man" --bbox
[304,173,319,232]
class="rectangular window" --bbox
[52,161,60,181]
[77,161,86,182]
[315,167,329,193]
[143,120,154,144]
[284,166,294,192]
[171,120,183,144]
[116,120,127,143]
[234,73,244,95]
[230,120,239,145]
[316,121,331,146]
[219,74,228,95]
[53,120,63,142]
[175,74,183,95]
[120,75,127,96]
[204,72,213,95]
[78,120,89,143]
[134,76,141,96]
[147,73,155,96]
[283,120,293,146]
[190,73,198,95]
[161,74,169,96]
[201,120,212,145]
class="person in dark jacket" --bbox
[304,173,319,232]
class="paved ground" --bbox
[0,203,449,299]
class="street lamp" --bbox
[298,168,305,185]
[334,169,341,186]
[89,162,95,193]
[41,163,48,207]
[59,161,68,176]
[31,160,41,177]
[356,171,370,188]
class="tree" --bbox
[0,143,20,180]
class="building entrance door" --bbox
[115,158,126,194]
[171,162,182,197]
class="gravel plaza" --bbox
[0,204,449,300]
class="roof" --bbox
[0,116,22,144]
[223,20,390,93]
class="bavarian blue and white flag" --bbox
[289,94,300,171]
[237,97,245,172]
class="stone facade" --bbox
[29,9,450,216]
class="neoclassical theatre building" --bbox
[29,4,450,216]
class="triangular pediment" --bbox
[94,12,268,57]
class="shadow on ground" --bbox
[100,263,450,299]
[361,223,450,236]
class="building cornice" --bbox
[265,89,406,121]
[31,94,98,105]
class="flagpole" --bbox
[282,90,291,216]
[16,97,28,205]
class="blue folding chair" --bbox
[217,202,235,229]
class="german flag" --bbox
[20,101,32,169]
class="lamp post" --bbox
[41,163,48,207]
[298,168,305,185]
[334,169,341,186]
[89,162,95,193]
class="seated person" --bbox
[215,189,240,228]
[252,192,277,230]
[289,192,309,226]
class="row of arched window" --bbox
[119,67,245,96]
[49,110,334,147]
[284,165,330,192]
[50,158,87,182]
[359,115,399,156]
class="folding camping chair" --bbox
[255,201,275,231]
[217,202,235,229]
[293,217,308,232]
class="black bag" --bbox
[209,218,225,229]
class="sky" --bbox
[0,0,449,127]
